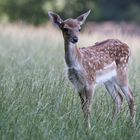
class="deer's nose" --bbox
[71,36,78,43]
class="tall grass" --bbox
[0,24,140,140]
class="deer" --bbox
[48,10,136,129]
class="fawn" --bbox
[48,10,136,128]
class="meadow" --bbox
[0,23,140,140]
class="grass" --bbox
[0,23,140,140]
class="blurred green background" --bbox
[0,0,140,25]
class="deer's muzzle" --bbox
[71,36,78,43]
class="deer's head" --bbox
[48,10,91,44]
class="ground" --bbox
[0,23,140,140]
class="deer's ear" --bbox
[48,11,63,27]
[76,10,91,25]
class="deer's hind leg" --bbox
[117,68,136,125]
[104,79,123,124]
[78,86,94,129]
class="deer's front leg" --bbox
[79,86,93,129]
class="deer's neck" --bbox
[64,41,81,68]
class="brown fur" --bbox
[79,39,130,82]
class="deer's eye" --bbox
[63,28,68,32]
[79,29,81,32]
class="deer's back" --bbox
[79,39,130,82]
